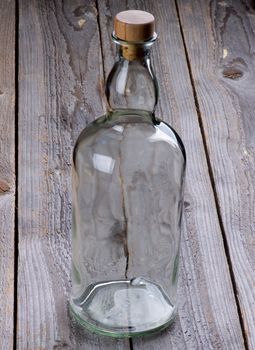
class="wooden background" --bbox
[0,0,254,349]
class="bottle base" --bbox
[70,277,176,338]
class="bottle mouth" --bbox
[111,32,157,61]
[112,32,157,47]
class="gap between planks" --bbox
[174,0,249,349]
[94,1,133,347]
[14,0,19,349]
[95,0,106,82]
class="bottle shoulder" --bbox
[74,111,186,167]
[155,119,186,164]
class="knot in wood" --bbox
[0,179,10,193]
[222,68,243,80]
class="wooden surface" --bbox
[98,0,246,349]
[0,1,15,349]
[0,0,253,349]
[18,0,128,349]
[177,1,255,348]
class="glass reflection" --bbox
[92,153,116,174]
[149,124,179,148]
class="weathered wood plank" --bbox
[0,1,15,349]
[177,0,255,348]
[18,0,128,348]
[98,1,245,348]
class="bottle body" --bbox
[70,109,185,337]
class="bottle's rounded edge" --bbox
[156,118,187,165]
[69,299,177,338]
[111,31,157,61]
[111,31,157,46]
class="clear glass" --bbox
[70,34,186,338]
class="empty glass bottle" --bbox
[70,10,186,337]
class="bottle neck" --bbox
[105,35,158,114]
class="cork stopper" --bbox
[114,10,155,42]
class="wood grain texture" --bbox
[177,0,255,348]
[98,0,245,349]
[18,0,128,348]
[0,1,15,349]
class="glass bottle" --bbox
[70,10,186,338]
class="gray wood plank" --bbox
[177,0,255,348]
[98,0,245,349]
[0,1,15,349]
[18,0,128,348]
